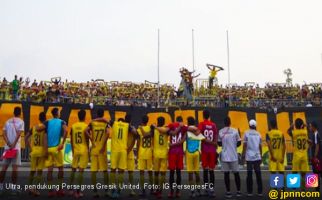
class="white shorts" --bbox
[221,161,239,172]
[1,149,21,166]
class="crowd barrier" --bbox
[0,101,321,166]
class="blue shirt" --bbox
[186,137,200,153]
[45,118,65,148]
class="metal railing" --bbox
[1,91,321,108]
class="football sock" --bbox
[224,172,230,192]
[29,171,36,185]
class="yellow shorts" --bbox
[269,160,285,172]
[292,154,309,172]
[91,154,108,171]
[186,151,200,172]
[111,151,127,170]
[153,157,167,172]
[30,156,45,171]
[138,159,153,171]
[72,153,89,169]
[45,147,63,168]
[127,159,135,171]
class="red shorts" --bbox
[168,153,184,170]
[201,152,216,169]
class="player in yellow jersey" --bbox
[151,117,169,198]
[266,119,286,173]
[68,110,89,198]
[86,108,109,198]
[110,114,136,198]
[25,112,46,196]
[137,115,154,196]
[186,117,203,198]
[288,118,312,188]
[126,115,138,196]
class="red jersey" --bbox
[167,122,187,155]
[198,119,218,153]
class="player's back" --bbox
[186,126,200,153]
[137,125,153,159]
[199,120,217,153]
[46,118,64,148]
[292,129,309,156]
[31,124,45,156]
[168,122,187,154]
[90,120,108,155]
[71,122,88,154]
[153,127,169,158]
[267,129,284,159]
[112,121,129,152]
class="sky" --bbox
[1,0,322,87]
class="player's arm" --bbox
[154,126,169,134]
[11,125,23,150]
[236,130,242,147]
[85,123,94,145]
[259,138,263,162]
[58,122,68,151]
[241,134,247,160]
[70,129,74,155]
[127,132,137,154]
[93,118,109,124]
[179,132,187,145]
[281,136,286,163]
[193,74,201,78]
[25,128,33,149]
[168,123,183,136]
[3,129,10,148]
[206,64,212,70]
[36,123,46,132]
[100,125,109,154]
[187,126,200,136]
[314,135,320,158]
[43,131,48,157]
[139,125,154,138]
[308,139,313,147]
[266,134,276,162]
[287,124,294,137]
[217,132,222,147]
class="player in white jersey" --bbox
[242,120,263,197]
[218,117,242,198]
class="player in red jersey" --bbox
[166,116,187,198]
[198,110,218,197]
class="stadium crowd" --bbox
[1,75,321,108]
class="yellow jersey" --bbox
[210,70,217,78]
[153,128,169,159]
[71,122,88,154]
[137,125,153,159]
[90,121,109,155]
[292,129,309,157]
[266,129,284,160]
[111,121,129,152]
[31,125,45,156]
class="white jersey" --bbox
[3,117,24,150]
[243,129,262,161]
[218,127,241,162]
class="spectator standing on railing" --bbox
[11,75,19,100]
[0,107,24,195]
[0,78,8,100]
